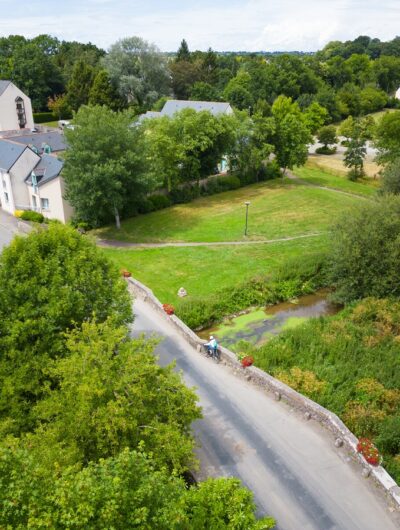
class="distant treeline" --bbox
[1,33,400,122]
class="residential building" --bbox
[9,131,67,154]
[137,99,234,122]
[25,155,73,223]
[0,140,40,214]
[396,87,400,100]
[0,81,34,132]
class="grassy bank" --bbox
[294,165,378,196]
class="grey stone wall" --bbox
[127,276,400,511]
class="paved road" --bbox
[132,297,399,530]
[0,208,19,251]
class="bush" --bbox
[260,161,281,180]
[148,194,172,211]
[379,158,400,195]
[137,199,155,214]
[20,210,44,223]
[215,174,241,191]
[329,196,400,303]
[169,184,200,204]
[315,146,337,155]
[33,112,55,124]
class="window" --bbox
[4,192,9,203]
[32,195,37,209]
[2,179,6,189]
[40,198,49,210]
[15,97,26,128]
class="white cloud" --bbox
[0,0,398,51]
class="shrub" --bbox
[148,194,172,211]
[329,196,400,302]
[137,199,154,214]
[20,210,44,223]
[169,184,200,204]
[315,146,337,155]
[33,112,56,124]
[215,174,241,191]
[375,416,400,455]
[260,161,281,180]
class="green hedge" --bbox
[33,112,56,124]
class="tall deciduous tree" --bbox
[102,36,170,108]
[89,69,122,109]
[63,105,149,227]
[0,224,132,435]
[374,111,400,164]
[271,96,312,173]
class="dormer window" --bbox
[15,97,26,128]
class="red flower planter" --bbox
[241,355,254,368]
[121,269,131,278]
[163,303,175,315]
[357,438,381,466]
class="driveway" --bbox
[131,296,399,530]
[0,208,19,251]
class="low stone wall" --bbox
[127,276,400,511]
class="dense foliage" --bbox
[63,105,149,227]
[1,33,399,119]
[0,226,274,528]
[329,196,400,303]
[249,298,400,483]
[0,224,132,435]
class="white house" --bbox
[395,87,400,100]
[0,81,34,132]
[0,140,40,214]
[25,155,73,223]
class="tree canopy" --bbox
[63,105,149,227]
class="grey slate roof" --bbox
[0,80,11,96]
[9,131,67,153]
[0,139,26,171]
[161,100,232,117]
[25,154,63,187]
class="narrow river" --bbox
[199,290,339,349]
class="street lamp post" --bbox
[244,201,250,236]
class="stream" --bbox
[198,290,339,349]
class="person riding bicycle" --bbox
[205,335,218,357]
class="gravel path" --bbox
[97,232,324,249]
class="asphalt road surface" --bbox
[0,208,19,251]
[132,297,399,530]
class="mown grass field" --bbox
[96,175,365,243]
[101,168,374,304]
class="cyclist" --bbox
[205,335,218,358]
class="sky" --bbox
[0,0,399,52]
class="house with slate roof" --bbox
[25,154,73,223]
[0,133,73,222]
[0,139,40,214]
[0,81,34,132]
[137,99,233,122]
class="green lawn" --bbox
[293,166,378,197]
[103,235,328,303]
[41,121,59,128]
[96,176,362,243]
